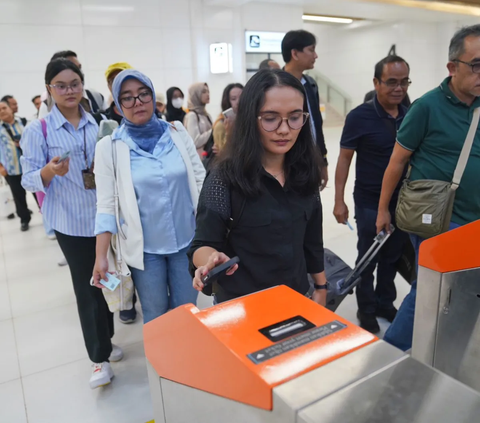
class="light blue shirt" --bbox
[20,105,98,237]
[95,124,195,255]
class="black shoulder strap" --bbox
[20,117,27,126]
[2,123,15,141]
[92,112,103,126]
[86,89,100,113]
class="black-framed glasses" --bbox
[119,91,153,109]
[379,78,412,90]
[258,112,310,132]
[454,59,480,74]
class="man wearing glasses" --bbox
[334,55,410,333]
[376,24,480,351]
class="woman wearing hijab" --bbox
[93,70,205,324]
[183,82,213,156]
[165,87,186,123]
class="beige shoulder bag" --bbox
[396,107,480,239]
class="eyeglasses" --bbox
[119,91,153,109]
[454,60,480,74]
[49,82,83,95]
[258,112,310,132]
[379,78,412,90]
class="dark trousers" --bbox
[354,206,408,314]
[55,232,114,363]
[5,174,30,223]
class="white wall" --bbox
[305,17,480,108]
[0,0,302,119]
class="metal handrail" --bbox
[305,70,353,117]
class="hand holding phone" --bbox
[222,108,235,120]
[58,151,71,163]
[201,256,240,286]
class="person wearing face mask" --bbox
[165,87,186,123]
[212,83,244,155]
[189,69,327,305]
[93,70,205,325]
[184,83,213,157]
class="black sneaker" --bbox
[376,307,398,323]
[119,307,137,324]
[20,222,29,232]
[357,310,380,334]
[7,213,15,219]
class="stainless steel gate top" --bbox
[298,356,480,423]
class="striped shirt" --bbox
[20,105,99,237]
[0,118,25,175]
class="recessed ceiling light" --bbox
[302,14,354,24]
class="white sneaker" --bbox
[109,344,124,362]
[57,257,68,267]
[89,362,114,389]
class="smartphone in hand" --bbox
[201,256,240,286]
[58,151,71,163]
[222,108,235,120]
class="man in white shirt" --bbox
[38,50,106,118]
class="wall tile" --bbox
[80,0,161,28]
[0,0,81,26]
[83,27,163,72]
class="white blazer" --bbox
[95,121,206,271]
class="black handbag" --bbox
[396,238,416,284]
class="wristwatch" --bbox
[314,282,328,290]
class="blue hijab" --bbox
[112,69,167,153]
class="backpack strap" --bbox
[20,117,27,126]
[40,119,47,140]
[2,123,16,141]
[86,89,100,113]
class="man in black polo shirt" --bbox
[334,55,410,333]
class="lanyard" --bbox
[63,126,90,170]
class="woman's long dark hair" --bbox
[218,69,322,197]
[221,83,244,111]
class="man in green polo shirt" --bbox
[376,24,480,351]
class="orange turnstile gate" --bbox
[144,286,480,423]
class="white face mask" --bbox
[172,98,184,109]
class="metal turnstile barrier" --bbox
[412,220,480,393]
[145,285,480,422]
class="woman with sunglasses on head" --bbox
[20,58,120,389]
[93,70,205,325]
[189,69,327,305]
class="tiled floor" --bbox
[0,127,411,422]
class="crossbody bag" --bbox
[396,107,480,239]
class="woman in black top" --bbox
[188,69,327,305]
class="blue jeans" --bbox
[130,246,198,324]
[355,206,408,314]
[383,222,461,351]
